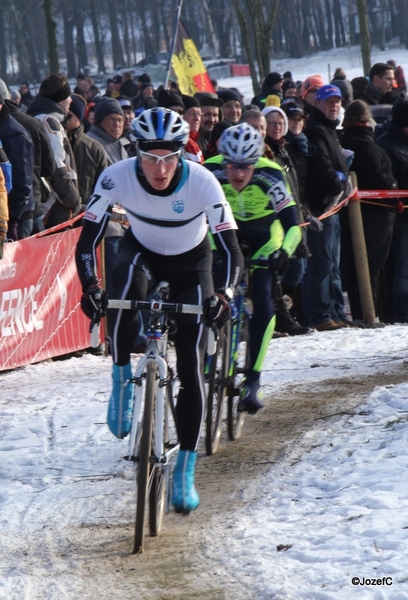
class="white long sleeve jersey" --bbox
[83,157,237,256]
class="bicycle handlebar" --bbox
[107,299,203,315]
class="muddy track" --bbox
[3,365,408,600]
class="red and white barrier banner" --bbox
[356,190,408,199]
[0,228,103,371]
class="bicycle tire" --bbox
[148,367,174,536]
[205,319,230,455]
[227,309,250,440]
[149,465,167,536]
[133,362,156,554]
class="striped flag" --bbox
[169,20,215,95]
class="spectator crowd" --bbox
[1,59,408,330]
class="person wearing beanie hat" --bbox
[69,93,86,123]
[300,74,325,116]
[262,103,312,337]
[0,79,10,101]
[157,88,185,113]
[39,74,72,110]
[282,80,298,98]
[116,96,135,134]
[181,95,204,163]
[110,74,122,98]
[87,98,128,165]
[133,82,157,111]
[390,92,408,128]
[65,94,108,206]
[218,89,242,124]
[251,72,283,109]
[26,73,80,229]
[341,99,398,324]
[262,106,289,137]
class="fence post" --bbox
[347,172,377,326]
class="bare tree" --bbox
[43,0,60,73]
[356,0,371,75]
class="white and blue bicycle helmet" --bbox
[218,123,264,164]
[129,107,190,149]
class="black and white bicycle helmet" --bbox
[129,107,190,148]
[218,123,264,164]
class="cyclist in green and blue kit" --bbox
[204,123,301,414]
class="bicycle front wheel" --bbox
[227,310,249,440]
[149,367,175,537]
[205,320,230,455]
[133,362,156,554]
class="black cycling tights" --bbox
[108,243,212,451]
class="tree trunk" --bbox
[324,0,334,49]
[75,0,88,71]
[200,0,219,55]
[43,0,60,73]
[399,0,408,48]
[356,0,371,75]
[60,1,76,78]
[10,0,32,80]
[0,3,8,83]
[333,0,346,46]
[107,0,125,68]
[230,0,259,95]
[22,11,43,83]
[88,0,105,73]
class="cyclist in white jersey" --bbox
[75,107,243,513]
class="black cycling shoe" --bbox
[238,380,264,415]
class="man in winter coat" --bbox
[87,98,128,165]
[65,94,108,205]
[304,84,352,331]
[377,94,408,322]
[363,63,395,106]
[0,94,34,239]
[4,96,55,234]
[27,74,80,229]
[194,92,223,154]
[251,72,283,109]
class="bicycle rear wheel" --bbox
[133,362,156,554]
[227,309,250,440]
[205,320,230,455]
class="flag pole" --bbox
[164,0,184,89]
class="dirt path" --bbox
[4,361,408,600]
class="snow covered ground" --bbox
[2,323,408,598]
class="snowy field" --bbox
[218,42,408,104]
[2,323,408,598]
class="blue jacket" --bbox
[0,103,34,221]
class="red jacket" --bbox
[184,131,203,164]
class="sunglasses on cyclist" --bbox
[138,149,181,165]
[224,162,256,171]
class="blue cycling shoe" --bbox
[171,450,200,514]
[238,379,264,415]
[107,362,134,438]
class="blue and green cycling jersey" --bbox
[204,155,301,259]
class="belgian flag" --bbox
[169,20,215,96]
